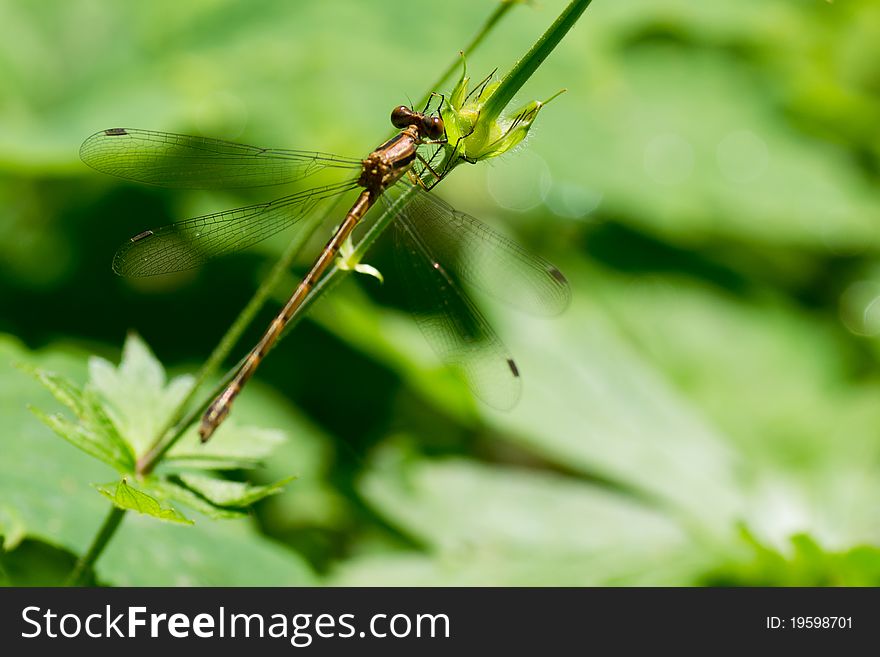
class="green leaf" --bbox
[123,472,294,522]
[0,336,317,584]
[706,531,880,587]
[361,447,686,553]
[21,365,135,472]
[178,472,293,508]
[332,549,707,587]
[27,407,122,471]
[84,336,297,474]
[17,363,86,415]
[97,479,193,525]
[337,443,709,586]
[140,478,247,520]
[99,513,316,586]
[18,333,298,527]
[19,332,292,499]
[442,58,566,162]
[320,273,746,528]
[1,337,124,554]
[82,389,137,467]
[89,334,195,456]
[0,506,28,551]
[165,423,286,471]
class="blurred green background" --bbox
[2,0,880,585]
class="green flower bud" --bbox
[441,58,564,164]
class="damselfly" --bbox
[80,101,570,440]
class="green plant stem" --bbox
[64,505,125,586]
[135,219,323,475]
[481,0,592,122]
[415,0,517,112]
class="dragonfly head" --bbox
[391,105,444,141]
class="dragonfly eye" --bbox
[391,105,414,129]
[422,115,444,140]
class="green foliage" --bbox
[0,337,316,585]
[2,0,879,586]
[177,473,293,508]
[442,58,564,163]
[706,531,880,587]
[24,333,291,524]
[22,365,136,472]
[87,335,197,456]
[334,444,705,586]
[97,480,192,524]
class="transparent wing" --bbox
[395,186,571,316]
[386,195,521,410]
[81,128,362,189]
[114,180,358,277]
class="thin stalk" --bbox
[415,1,517,112]
[481,0,592,123]
[136,219,322,475]
[64,506,125,586]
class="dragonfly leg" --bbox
[421,91,445,115]
[422,142,446,176]
[429,122,479,186]
[407,167,434,191]
[415,152,444,184]
[465,69,497,104]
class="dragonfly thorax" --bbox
[359,126,421,193]
[356,105,444,193]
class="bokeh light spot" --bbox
[716,129,769,183]
[486,151,552,212]
[546,181,603,220]
[840,280,880,337]
[643,133,694,185]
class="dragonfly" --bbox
[80,100,570,441]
